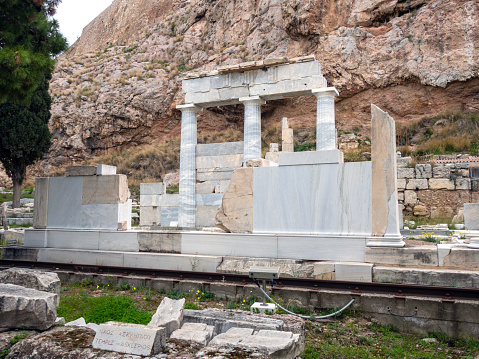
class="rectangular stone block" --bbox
[278,150,343,166]
[217,180,230,193]
[397,178,406,190]
[82,175,129,204]
[138,232,181,253]
[47,229,99,250]
[140,194,178,207]
[33,177,49,229]
[196,193,223,206]
[464,203,479,230]
[24,229,47,248]
[415,163,432,179]
[429,178,455,190]
[196,154,243,170]
[197,169,234,181]
[456,178,471,190]
[182,76,211,93]
[140,183,163,195]
[140,206,161,226]
[196,141,244,157]
[433,166,450,178]
[404,190,417,205]
[65,165,96,177]
[196,206,217,227]
[37,248,124,266]
[92,322,165,356]
[471,178,479,192]
[365,246,438,266]
[245,159,278,167]
[98,231,139,252]
[123,252,222,272]
[397,192,404,201]
[335,262,373,282]
[196,182,215,194]
[406,179,428,190]
[161,207,178,227]
[396,157,411,168]
[313,261,335,279]
[96,164,117,175]
[397,168,415,179]
[282,129,294,152]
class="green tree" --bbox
[0,0,67,104]
[0,76,52,208]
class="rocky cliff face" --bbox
[22,0,479,179]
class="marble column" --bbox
[177,104,201,228]
[312,87,339,151]
[239,96,265,165]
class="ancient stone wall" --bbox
[397,158,478,219]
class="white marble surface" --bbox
[196,141,244,157]
[123,252,222,272]
[96,164,117,175]
[37,248,125,267]
[161,207,179,227]
[277,235,367,261]
[465,203,479,230]
[278,150,343,166]
[335,262,373,282]
[140,183,163,195]
[99,231,139,252]
[24,229,47,247]
[182,232,279,257]
[253,162,372,235]
[48,230,99,250]
[195,193,223,206]
[196,154,243,169]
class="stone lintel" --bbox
[176,104,202,112]
[239,96,265,105]
[312,87,339,98]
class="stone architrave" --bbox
[215,167,253,233]
[148,297,185,337]
[368,104,404,247]
[312,87,339,151]
[92,321,165,356]
[177,104,201,227]
[239,96,265,164]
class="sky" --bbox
[54,0,114,46]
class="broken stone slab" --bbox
[65,165,97,177]
[148,297,185,337]
[65,317,86,327]
[215,167,253,233]
[92,321,165,356]
[170,322,214,345]
[0,284,57,330]
[245,159,278,167]
[0,268,61,306]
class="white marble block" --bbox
[312,87,338,151]
[140,183,163,195]
[96,164,117,175]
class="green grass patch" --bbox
[57,295,152,324]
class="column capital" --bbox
[312,87,339,98]
[177,104,202,113]
[239,96,265,105]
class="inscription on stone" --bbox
[92,321,165,356]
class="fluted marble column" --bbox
[239,96,265,165]
[177,104,201,228]
[312,87,339,151]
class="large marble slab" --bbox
[278,150,343,166]
[196,142,244,157]
[253,162,372,235]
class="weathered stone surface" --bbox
[163,172,180,188]
[65,317,87,327]
[82,175,129,204]
[282,128,294,152]
[396,157,411,168]
[396,178,406,190]
[313,261,335,279]
[413,204,429,217]
[138,232,181,253]
[429,178,455,190]
[430,206,454,219]
[0,284,57,330]
[456,178,471,190]
[33,177,49,229]
[96,164,117,175]
[0,268,60,306]
[442,248,479,269]
[397,168,415,179]
[365,246,439,267]
[245,159,278,167]
[139,206,161,226]
[433,166,451,178]
[196,182,216,194]
[148,297,185,337]
[196,206,218,227]
[464,203,479,230]
[92,321,165,356]
[415,163,432,179]
[218,257,314,278]
[140,182,163,195]
[452,209,464,224]
[471,178,479,192]
[170,322,214,345]
[406,179,428,190]
[335,262,373,282]
[404,190,417,205]
[65,166,96,177]
[215,167,253,233]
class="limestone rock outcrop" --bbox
[3,0,475,184]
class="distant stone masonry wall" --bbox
[397,157,478,219]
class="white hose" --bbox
[255,282,355,320]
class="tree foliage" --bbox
[0,76,52,206]
[0,0,67,104]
